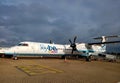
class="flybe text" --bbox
[40,44,58,53]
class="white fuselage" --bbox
[3,41,106,57]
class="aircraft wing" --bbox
[88,40,120,45]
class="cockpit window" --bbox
[18,43,28,46]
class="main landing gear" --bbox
[85,55,92,62]
[12,56,18,60]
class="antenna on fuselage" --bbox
[50,40,52,44]
[49,40,54,44]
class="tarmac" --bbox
[0,58,120,83]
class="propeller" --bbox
[69,36,77,54]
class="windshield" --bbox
[18,43,28,46]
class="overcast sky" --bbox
[0,0,120,48]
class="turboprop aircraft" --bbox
[1,35,120,61]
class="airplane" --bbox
[0,35,120,61]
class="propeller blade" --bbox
[73,36,77,43]
[69,39,72,44]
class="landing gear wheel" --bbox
[12,56,18,60]
[61,56,66,59]
[86,56,91,62]
[76,55,79,59]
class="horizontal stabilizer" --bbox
[88,40,120,45]
[94,35,120,39]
